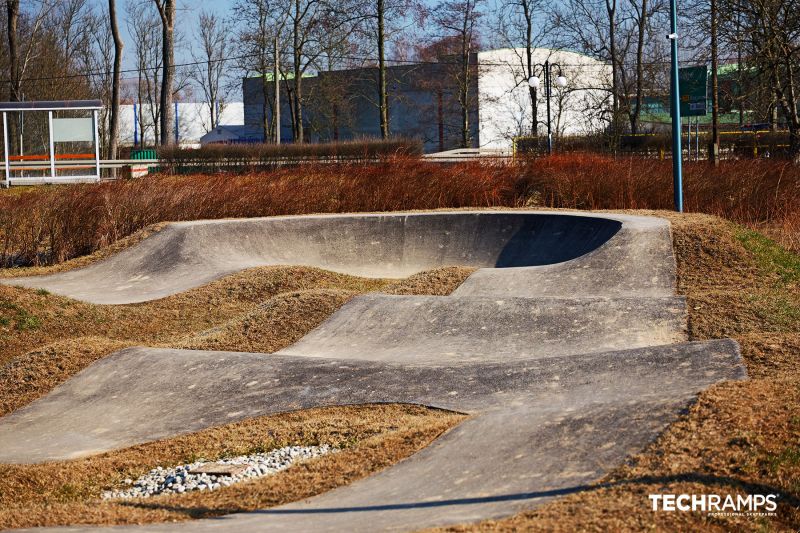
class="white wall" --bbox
[477,49,612,150]
[118,102,244,147]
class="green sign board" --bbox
[679,66,708,116]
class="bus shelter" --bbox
[0,100,102,186]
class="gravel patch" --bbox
[102,445,335,499]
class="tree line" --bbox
[1,0,798,157]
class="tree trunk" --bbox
[632,0,646,135]
[606,0,618,142]
[709,0,720,165]
[377,0,389,138]
[523,0,537,136]
[292,0,304,143]
[109,0,124,165]
[460,33,470,148]
[6,0,19,102]
[156,0,175,146]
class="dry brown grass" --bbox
[432,213,800,532]
[0,404,465,529]
[1,155,798,269]
[0,266,391,366]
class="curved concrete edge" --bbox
[0,211,671,304]
[0,339,744,465]
[2,339,745,533]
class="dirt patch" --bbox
[0,404,465,530]
[179,268,476,354]
[180,289,359,353]
[383,266,477,296]
[0,265,391,366]
[0,337,133,417]
[430,212,800,532]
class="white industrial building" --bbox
[237,48,611,153]
[117,102,244,147]
[477,49,612,149]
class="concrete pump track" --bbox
[0,211,746,532]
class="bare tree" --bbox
[431,0,483,148]
[128,0,162,146]
[731,0,800,159]
[494,0,551,136]
[192,10,228,131]
[377,0,388,138]
[109,0,123,162]
[153,0,175,145]
[233,0,288,142]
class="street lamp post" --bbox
[668,0,684,212]
[528,61,567,155]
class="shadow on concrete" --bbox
[122,473,798,519]
[495,215,621,267]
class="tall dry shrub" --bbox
[1,154,798,267]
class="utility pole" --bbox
[709,0,720,165]
[545,61,553,154]
[668,0,683,212]
[274,36,280,145]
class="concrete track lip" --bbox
[0,210,747,531]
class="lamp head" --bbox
[528,76,540,89]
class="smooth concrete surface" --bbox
[4,341,745,533]
[278,294,687,364]
[0,210,747,532]
[3,211,660,304]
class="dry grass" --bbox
[432,213,800,532]
[0,404,465,529]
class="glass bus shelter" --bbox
[0,100,102,187]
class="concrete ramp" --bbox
[0,210,746,532]
[3,211,662,304]
[278,294,687,364]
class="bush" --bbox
[156,139,423,173]
[0,154,797,268]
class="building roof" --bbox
[0,99,102,110]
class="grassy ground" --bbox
[431,213,800,532]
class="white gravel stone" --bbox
[102,445,335,500]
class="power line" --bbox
[0,48,736,87]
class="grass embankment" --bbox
[433,214,800,532]
[0,264,473,529]
[0,155,797,269]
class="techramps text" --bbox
[0,211,746,532]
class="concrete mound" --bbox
[0,210,746,532]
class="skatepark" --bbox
[0,210,746,531]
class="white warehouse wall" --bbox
[118,102,244,147]
[477,49,612,150]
